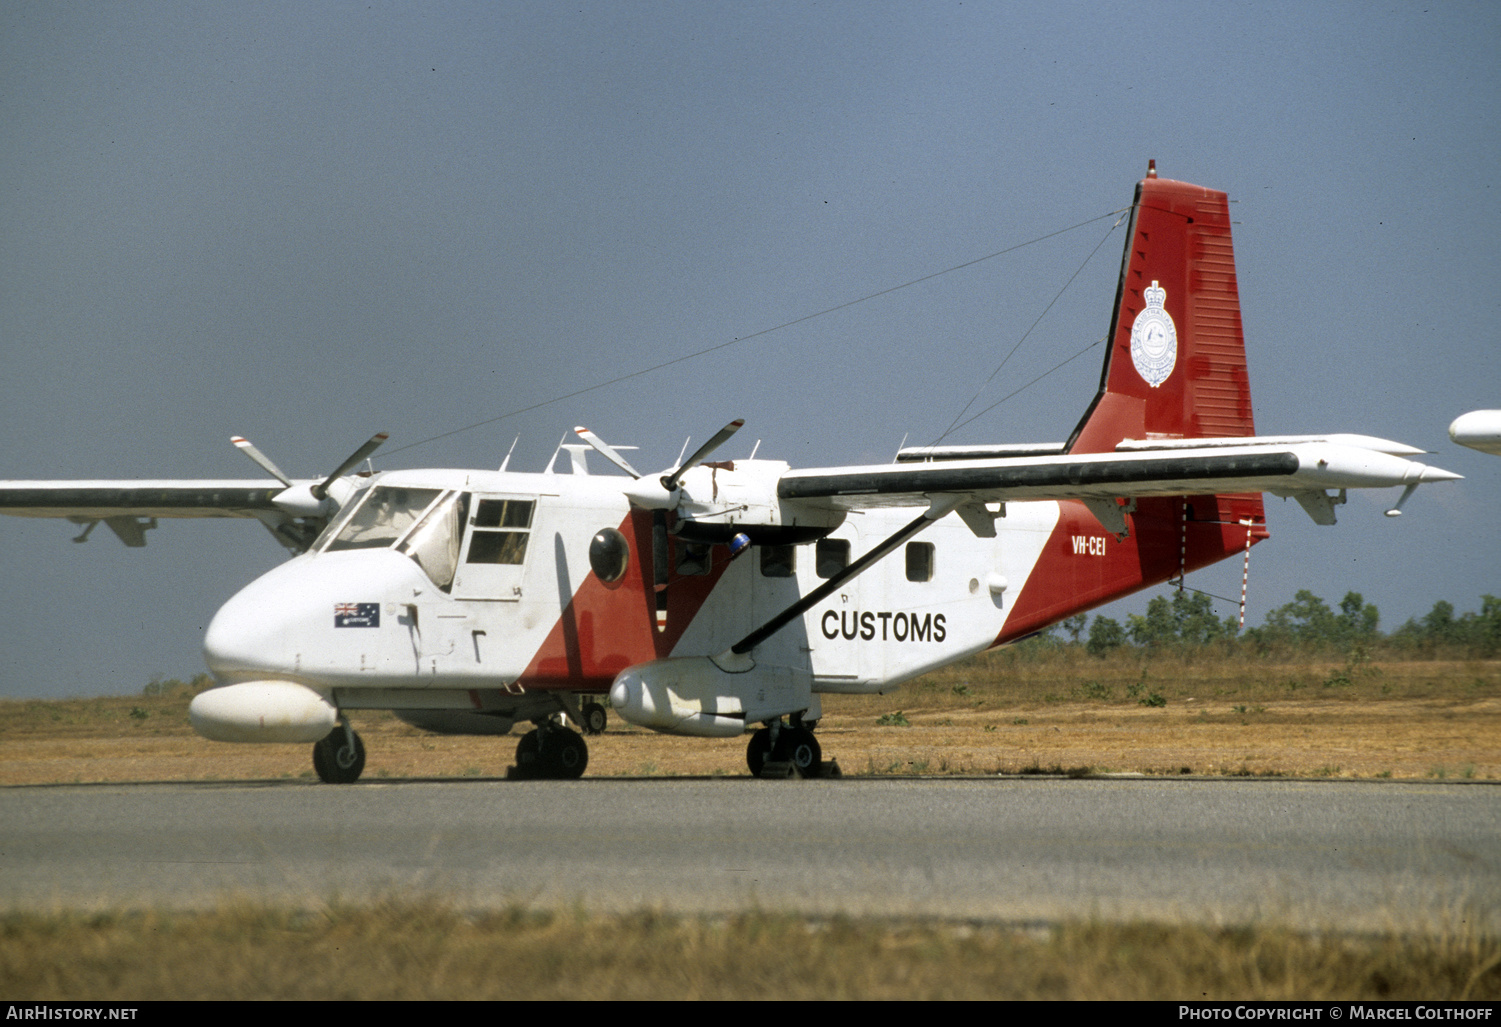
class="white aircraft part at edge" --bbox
[1450,410,1501,456]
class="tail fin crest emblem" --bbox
[1130,279,1177,388]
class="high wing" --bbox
[779,433,1460,534]
[0,432,388,551]
[0,478,349,550]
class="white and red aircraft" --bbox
[0,165,1461,782]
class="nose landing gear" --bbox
[580,700,608,736]
[312,724,366,784]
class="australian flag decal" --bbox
[334,603,380,628]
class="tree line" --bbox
[1048,590,1501,659]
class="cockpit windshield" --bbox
[323,486,443,553]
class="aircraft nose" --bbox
[202,564,309,680]
[203,550,427,682]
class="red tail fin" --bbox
[1067,165,1255,453]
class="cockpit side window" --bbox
[398,492,469,591]
[324,486,443,552]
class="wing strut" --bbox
[724,495,962,660]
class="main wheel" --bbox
[513,727,589,779]
[777,727,822,778]
[746,727,773,777]
[546,727,589,778]
[513,729,543,778]
[312,728,366,784]
[581,701,608,736]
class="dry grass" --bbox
[3,655,1498,1000]
[1,653,1496,783]
[3,901,1498,1000]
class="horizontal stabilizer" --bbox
[897,443,1066,463]
[1115,434,1427,457]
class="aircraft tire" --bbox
[513,730,543,778]
[547,727,589,779]
[513,727,588,780]
[778,727,822,779]
[312,728,366,784]
[746,727,773,777]
[581,701,608,736]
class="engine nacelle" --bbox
[626,459,846,545]
[609,657,813,737]
[189,680,339,743]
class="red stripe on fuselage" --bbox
[995,495,1268,645]
[516,509,733,690]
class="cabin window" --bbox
[905,541,934,582]
[466,498,534,565]
[325,486,444,552]
[815,538,850,579]
[760,544,795,578]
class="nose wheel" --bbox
[312,726,366,784]
[581,701,608,736]
[510,724,589,780]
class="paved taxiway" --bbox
[2,778,1496,930]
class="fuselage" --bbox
[203,458,1261,712]
[203,463,1042,697]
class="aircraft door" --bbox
[804,520,885,685]
[451,495,537,601]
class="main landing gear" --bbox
[746,716,833,779]
[509,721,589,780]
[313,724,366,784]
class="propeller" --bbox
[312,432,389,500]
[573,427,643,479]
[574,419,745,632]
[661,419,744,491]
[231,431,389,526]
[231,436,294,487]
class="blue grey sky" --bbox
[2,1,1497,698]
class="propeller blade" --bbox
[231,436,293,488]
[313,432,389,499]
[662,418,745,490]
[574,426,643,478]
